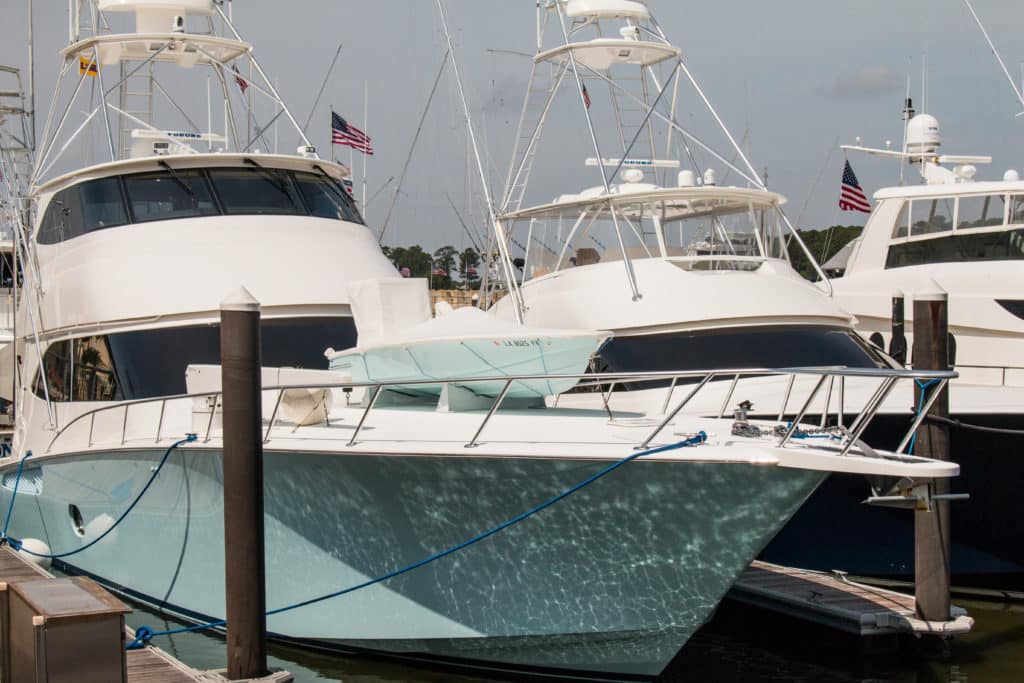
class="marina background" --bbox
[2,1,1021,252]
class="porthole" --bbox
[68,504,85,537]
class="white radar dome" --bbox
[906,114,941,156]
[1005,169,1021,182]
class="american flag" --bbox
[331,111,374,156]
[232,65,248,94]
[582,84,591,110]
[839,160,871,214]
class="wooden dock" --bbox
[729,561,973,640]
[0,546,205,682]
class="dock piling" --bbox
[220,287,269,680]
[889,290,907,365]
[911,286,952,625]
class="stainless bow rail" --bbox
[44,366,955,456]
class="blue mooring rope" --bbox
[126,431,708,649]
[2,434,199,559]
[907,379,940,455]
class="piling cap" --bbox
[915,279,947,302]
[220,286,261,312]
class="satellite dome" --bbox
[906,114,941,156]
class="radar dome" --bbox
[906,114,941,156]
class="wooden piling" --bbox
[889,290,907,365]
[220,287,268,679]
[911,287,951,624]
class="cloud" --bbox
[814,66,903,100]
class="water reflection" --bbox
[124,598,1024,682]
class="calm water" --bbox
[124,596,1024,682]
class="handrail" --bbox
[44,365,958,456]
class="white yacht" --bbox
[0,1,961,679]
[833,110,1024,386]
[487,0,889,375]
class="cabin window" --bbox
[33,336,123,403]
[37,178,128,245]
[957,195,1005,230]
[292,171,363,223]
[891,202,909,238]
[910,198,953,236]
[886,228,1024,268]
[207,168,305,216]
[124,169,218,222]
[33,317,357,401]
[1011,196,1024,225]
[37,165,365,245]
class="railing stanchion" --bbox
[837,376,845,429]
[821,376,835,428]
[155,400,165,444]
[660,376,678,415]
[778,373,795,421]
[264,389,284,444]
[601,382,617,420]
[640,373,714,450]
[839,377,900,456]
[120,404,129,445]
[895,378,950,454]
[204,394,218,443]
[88,412,95,448]
[347,384,382,447]
[466,379,513,449]
[718,374,740,419]
[778,375,829,447]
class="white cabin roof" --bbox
[874,179,1024,201]
[36,153,349,196]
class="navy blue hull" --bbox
[761,413,1024,591]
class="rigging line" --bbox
[444,192,484,253]
[379,50,450,242]
[302,42,343,134]
[794,135,841,231]
[962,0,1024,113]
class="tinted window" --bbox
[293,172,363,223]
[911,198,953,236]
[33,336,123,402]
[79,178,129,232]
[887,229,1024,268]
[957,195,1005,230]
[35,317,357,401]
[599,326,891,378]
[208,168,305,216]
[1012,196,1024,225]
[125,169,218,222]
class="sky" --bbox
[1,0,1022,254]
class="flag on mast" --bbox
[581,83,591,110]
[331,111,374,155]
[232,65,248,94]
[839,160,871,213]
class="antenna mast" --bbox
[962,0,1024,115]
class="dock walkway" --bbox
[0,546,204,682]
[731,561,973,640]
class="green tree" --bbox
[457,247,481,290]
[383,245,433,278]
[786,225,863,281]
[432,245,457,289]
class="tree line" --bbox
[381,226,865,289]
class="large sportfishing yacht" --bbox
[0,1,961,679]
[486,0,889,374]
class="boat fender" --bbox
[16,538,52,569]
[282,388,334,426]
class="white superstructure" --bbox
[834,107,1024,386]
[486,0,885,375]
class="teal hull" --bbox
[0,449,823,677]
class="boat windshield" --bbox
[37,165,363,245]
[886,193,1024,268]
[519,198,788,280]
[33,316,357,401]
